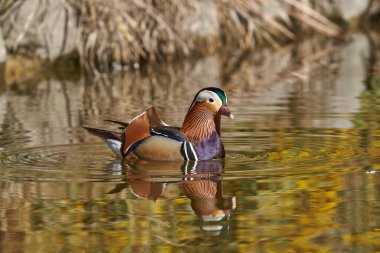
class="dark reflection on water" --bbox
[1,33,380,252]
[109,160,236,234]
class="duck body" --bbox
[134,136,183,161]
[84,87,233,161]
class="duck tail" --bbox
[83,127,123,158]
[104,120,129,129]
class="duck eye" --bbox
[208,98,214,103]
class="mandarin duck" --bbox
[84,87,233,161]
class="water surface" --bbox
[1,33,380,252]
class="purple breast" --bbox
[195,132,225,160]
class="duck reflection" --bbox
[182,161,236,230]
[108,159,236,233]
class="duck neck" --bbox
[181,104,217,143]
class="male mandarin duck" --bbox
[84,87,233,161]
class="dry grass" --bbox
[0,0,23,23]
[1,0,347,73]
[68,0,194,73]
[217,0,341,49]
[69,0,342,73]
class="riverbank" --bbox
[1,0,378,76]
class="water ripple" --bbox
[0,128,374,182]
[0,144,121,182]
[225,129,366,173]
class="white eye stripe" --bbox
[188,90,224,112]
[195,91,222,105]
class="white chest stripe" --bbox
[188,142,198,161]
[183,142,190,160]
[182,141,198,161]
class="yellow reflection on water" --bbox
[1,156,380,252]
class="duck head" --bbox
[187,87,234,119]
[182,87,233,143]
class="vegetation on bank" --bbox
[0,0,379,73]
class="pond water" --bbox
[1,33,380,252]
